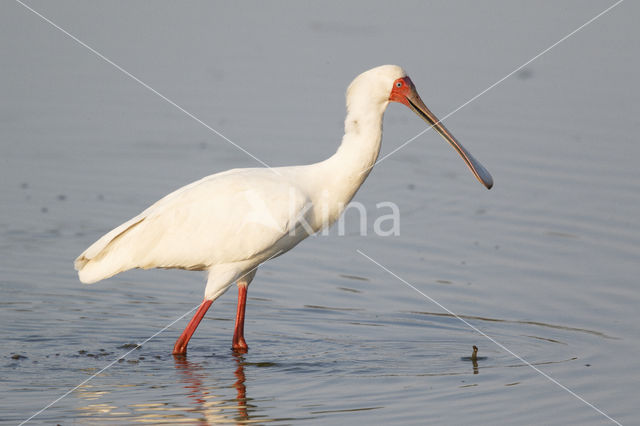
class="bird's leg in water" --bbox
[232,283,249,353]
[172,299,213,355]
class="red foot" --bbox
[232,339,248,354]
[172,339,188,356]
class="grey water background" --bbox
[2,1,639,424]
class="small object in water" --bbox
[461,345,487,362]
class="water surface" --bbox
[2,1,639,424]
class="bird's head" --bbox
[349,65,493,189]
[346,65,407,112]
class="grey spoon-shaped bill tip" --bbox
[406,91,493,189]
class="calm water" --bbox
[2,1,639,424]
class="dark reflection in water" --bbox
[173,353,252,424]
[231,353,248,422]
[173,356,209,406]
[68,351,290,424]
[460,346,489,375]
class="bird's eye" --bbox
[396,81,403,88]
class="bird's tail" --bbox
[75,217,145,284]
[75,256,124,284]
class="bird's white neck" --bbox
[301,99,389,230]
[329,99,387,187]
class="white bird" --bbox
[75,65,493,355]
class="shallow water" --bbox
[2,1,639,424]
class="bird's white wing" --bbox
[75,168,312,283]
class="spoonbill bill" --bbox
[75,65,493,355]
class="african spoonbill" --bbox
[75,65,493,354]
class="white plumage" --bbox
[75,65,492,354]
[76,169,311,282]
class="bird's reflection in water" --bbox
[231,353,248,420]
[173,356,209,405]
[173,353,252,424]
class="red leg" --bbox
[173,299,213,355]
[232,284,249,353]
